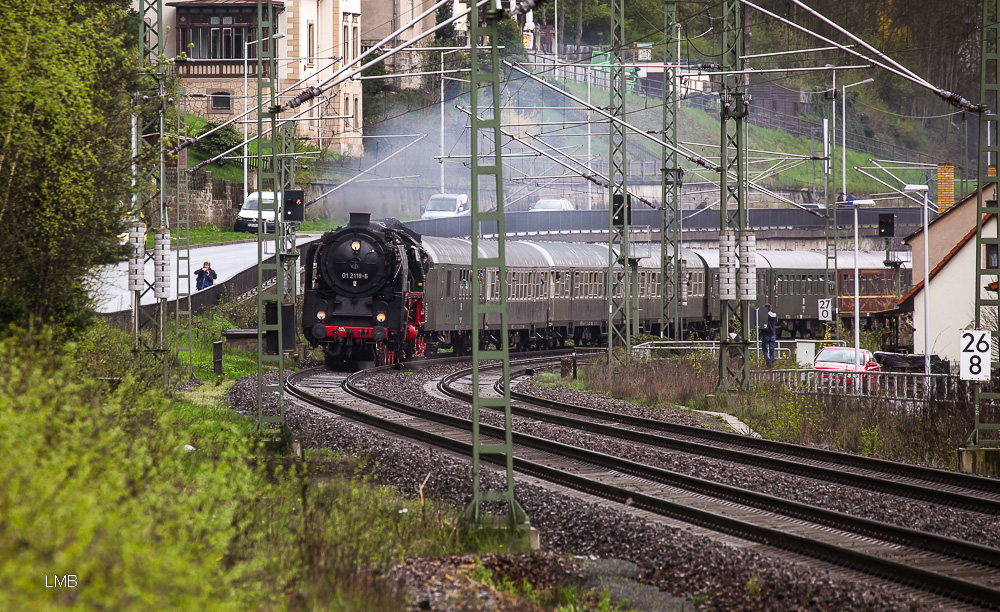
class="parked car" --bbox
[814,346,881,388]
[530,198,574,212]
[234,191,279,233]
[420,194,469,220]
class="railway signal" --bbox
[878,213,895,237]
[284,189,304,222]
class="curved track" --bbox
[286,362,1000,611]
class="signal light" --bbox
[284,189,305,222]
[612,194,631,227]
[878,213,894,237]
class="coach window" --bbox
[691,271,704,297]
[556,271,568,298]
[460,270,471,297]
[445,270,452,297]
[988,244,999,269]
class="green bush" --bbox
[195,121,243,166]
[0,331,264,611]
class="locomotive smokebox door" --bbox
[878,213,894,237]
[284,189,305,222]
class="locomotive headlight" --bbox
[316,300,328,321]
[376,312,386,323]
[351,240,361,252]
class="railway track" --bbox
[286,362,1000,611]
[441,364,1000,515]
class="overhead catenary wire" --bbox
[740,0,984,113]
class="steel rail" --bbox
[284,366,1000,610]
[497,365,1000,499]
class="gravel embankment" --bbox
[228,366,959,611]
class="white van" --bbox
[530,198,574,211]
[420,193,469,220]
[234,191,280,233]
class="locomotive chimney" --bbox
[348,212,371,227]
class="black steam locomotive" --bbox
[302,212,429,368]
[302,213,911,369]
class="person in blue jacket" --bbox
[194,261,217,290]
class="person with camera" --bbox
[194,261,217,291]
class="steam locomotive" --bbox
[301,212,911,369]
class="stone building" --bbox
[138,0,363,157]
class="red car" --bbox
[814,346,881,388]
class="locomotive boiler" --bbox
[302,212,428,368]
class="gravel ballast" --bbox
[228,366,961,611]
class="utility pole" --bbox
[175,91,194,381]
[463,1,528,529]
[965,0,1000,467]
[717,0,754,392]
[660,2,683,339]
[254,0,289,440]
[133,0,170,388]
[607,0,632,365]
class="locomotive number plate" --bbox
[341,272,369,280]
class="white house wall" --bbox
[917,216,998,365]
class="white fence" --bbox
[752,369,970,403]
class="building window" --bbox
[307,22,315,66]
[343,24,349,61]
[176,7,276,62]
[353,25,359,60]
[354,95,360,129]
[210,92,231,110]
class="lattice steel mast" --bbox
[717,0,753,391]
[133,0,170,386]
[254,0,288,438]
[607,0,632,364]
[175,91,194,380]
[970,0,1000,449]
[660,2,683,339]
[463,1,527,527]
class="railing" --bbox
[752,369,969,403]
[632,340,791,362]
[174,60,269,79]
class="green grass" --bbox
[182,113,346,184]
[3,311,610,611]
[571,354,971,468]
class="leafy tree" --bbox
[0,0,136,333]
[436,0,457,44]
